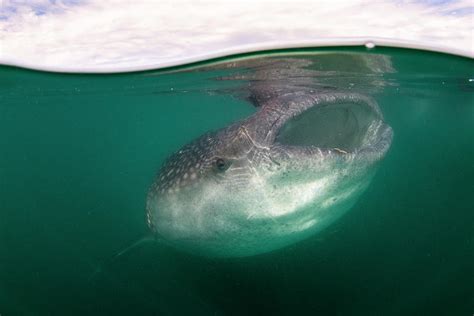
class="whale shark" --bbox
[146,79,393,257]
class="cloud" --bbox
[0,0,83,22]
[0,0,472,71]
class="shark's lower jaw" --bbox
[149,95,392,258]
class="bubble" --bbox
[365,42,375,49]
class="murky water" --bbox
[0,47,472,315]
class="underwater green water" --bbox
[0,48,473,315]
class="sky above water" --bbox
[0,0,472,71]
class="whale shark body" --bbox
[146,85,393,257]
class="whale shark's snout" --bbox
[146,91,392,257]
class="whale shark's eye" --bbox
[215,158,229,172]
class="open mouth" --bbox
[275,97,385,153]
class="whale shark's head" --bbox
[146,92,392,257]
